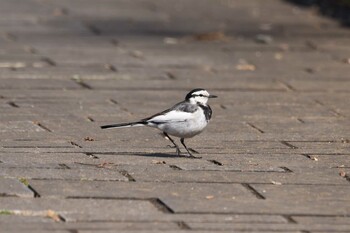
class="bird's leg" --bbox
[181,138,202,159]
[163,132,181,156]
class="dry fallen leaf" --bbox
[341,138,350,143]
[255,34,273,44]
[271,180,282,185]
[46,210,61,222]
[84,137,95,141]
[104,64,117,72]
[130,50,144,59]
[97,162,115,168]
[279,43,290,51]
[201,65,218,73]
[342,58,350,64]
[0,62,26,68]
[274,53,283,60]
[24,46,36,54]
[53,7,68,16]
[152,160,166,165]
[236,59,256,71]
[164,37,178,44]
[236,63,256,71]
[339,171,346,177]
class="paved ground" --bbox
[0,0,350,232]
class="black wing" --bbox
[142,100,197,122]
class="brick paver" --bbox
[0,0,349,232]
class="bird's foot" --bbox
[176,148,182,156]
[188,148,200,154]
[167,145,182,156]
[185,149,202,159]
[187,154,202,159]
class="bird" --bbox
[100,88,217,158]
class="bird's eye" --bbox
[199,94,203,97]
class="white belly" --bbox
[156,108,208,138]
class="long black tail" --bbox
[100,121,147,129]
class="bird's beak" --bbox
[209,95,218,98]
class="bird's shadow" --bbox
[91,151,199,158]
[135,152,202,159]
[136,152,180,158]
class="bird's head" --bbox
[185,88,217,105]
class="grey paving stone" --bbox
[0,121,45,133]
[0,215,285,231]
[286,154,350,168]
[83,78,286,92]
[1,222,179,232]
[0,153,95,167]
[29,171,347,199]
[3,230,69,233]
[187,222,350,232]
[163,213,287,224]
[218,104,337,119]
[0,165,128,181]
[30,181,253,201]
[286,80,350,92]
[281,141,350,154]
[82,153,294,172]
[162,197,350,215]
[1,140,75,149]
[0,215,53,223]
[201,153,310,171]
[0,53,43,68]
[292,216,350,225]
[123,165,349,185]
[0,0,53,17]
[0,78,81,90]
[4,227,198,233]
[0,177,33,197]
[2,63,115,76]
[0,198,165,222]
[79,231,298,233]
[242,118,350,141]
[68,222,179,231]
[251,184,350,201]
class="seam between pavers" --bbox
[21,179,350,185]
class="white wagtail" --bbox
[101,88,217,158]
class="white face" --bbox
[189,90,211,104]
